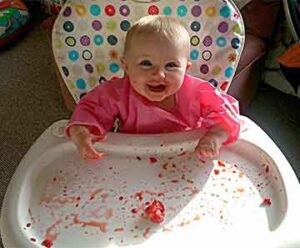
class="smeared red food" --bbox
[214,169,220,175]
[265,165,270,173]
[177,151,186,156]
[217,160,225,167]
[135,192,143,201]
[41,239,53,248]
[149,157,157,163]
[261,197,271,206]
[157,192,165,197]
[144,200,165,224]
[131,208,138,214]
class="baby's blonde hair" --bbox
[123,15,190,57]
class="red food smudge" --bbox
[218,160,225,167]
[261,197,271,206]
[265,165,270,173]
[114,227,124,232]
[72,214,107,233]
[186,179,194,184]
[143,227,151,238]
[136,156,142,160]
[131,208,138,214]
[144,200,165,224]
[177,151,186,156]
[214,169,220,175]
[149,157,157,163]
[105,208,113,219]
[171,179,179,183]
[158,192,165,197]
[199,158,206,163]
[144,190,159,196]
[119,196,124,201]
[135,192,143,201]
[158,173,163,178]
[162,163,168,170]
[89,189,103,200]
[41,239,53,248]
[30,238,36,242]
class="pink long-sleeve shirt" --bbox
[66,74,240,144]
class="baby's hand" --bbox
[195,134,223,158]
[69,125,104,161]
[195,126,229,159]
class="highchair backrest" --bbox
[52,0,245,102]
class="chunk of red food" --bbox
[144,200,165,224]
[261,197,271,206]
[41,239,53,248]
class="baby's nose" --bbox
[152,67,166,80]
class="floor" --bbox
[246,83,300,178]
[0,13,299,247]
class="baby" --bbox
[66,15,240,161]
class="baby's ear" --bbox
[120,57,128,73]
[186,61,192,70]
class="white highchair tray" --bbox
[1,117,300,248]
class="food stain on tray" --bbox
[23,149,284,246]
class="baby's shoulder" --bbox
[99,77,125,89]
[184,74,216,92]
[92,77,126,94]
[85,77,126,101]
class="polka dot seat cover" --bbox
[52,0,245,102]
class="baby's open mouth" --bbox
[147,84,166,92]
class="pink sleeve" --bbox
[199,84,240,144]
[65,83,120,138]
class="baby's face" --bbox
[121,34,191,103]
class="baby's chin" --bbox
[144,93,169,103]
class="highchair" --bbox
[1,0,300,247]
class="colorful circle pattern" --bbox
[53,1,244,101]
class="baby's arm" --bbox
[66,82,121,161]
[69,125,104,161]
[194,81,240,158]
[195,123,229,158]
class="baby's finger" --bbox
[83,152,104,161]
[198,147,215,158]
[81,145,104,161]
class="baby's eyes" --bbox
[138,60,179,70]
[140,60,152,66]
[165,62,178,69]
